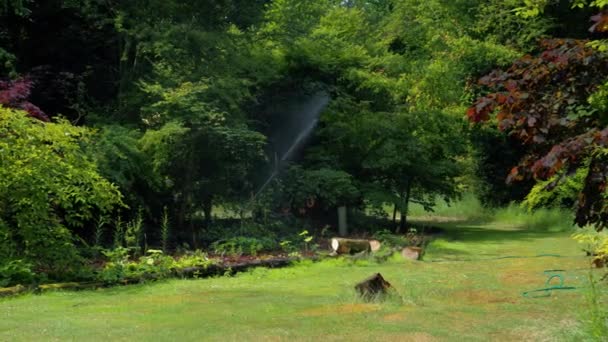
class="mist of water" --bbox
[253,92,329,198]
[279,118,319,162]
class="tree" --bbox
[73,0,278,241]
[312,97,463,232]
[252,0,542,231]
[0,77,48,121]
[136,70,267,240]
[467,38,608,228]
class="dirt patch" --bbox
[383,312,408,322]
[130,294,210,305]
[300,303,381,317]
[500,271,545,287]
[449,289,517,305]
[511,327,554,342]
[325,332,437,342]
[386,332,438,342]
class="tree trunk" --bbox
[189,214,197,250]
[202,196,213,229]
[392,203,397,228]
[176,191,193,247]
[397,180,412,233]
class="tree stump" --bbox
[401,246,423,260]
[354,273,392,300]
[331,238,376,255]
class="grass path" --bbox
[1,221,604,341]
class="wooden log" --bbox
[0,284,27,297]
[369,240,382,252]
[355,273,392,300]
[330,238,374,255]
[401,246,423,260]
[37,282,104,292]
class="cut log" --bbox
[401,246,423,260]
[330,238,374,255]
[355,273,392,300]
[369,240,382,252]
[0,284,27,297]
[37,282,104,292]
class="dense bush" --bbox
[0,108,123,276]
[100,248,174,284]
[211,236,278,257]
[0,260,37,287]
[99,248,216,284]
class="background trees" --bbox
[2,0,608,274]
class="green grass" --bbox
[1,207,606,341]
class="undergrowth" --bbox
[409,193,575,232]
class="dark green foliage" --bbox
[282,166,360,211]
[89,126,161,215]
[0,260,37,287]
[211,237,277,257]
[469,126,535,206]
[0,1,119,121]
[1,0,539,245]
[373,229,411,249]
[472,0,551,50]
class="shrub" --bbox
[125,209,144,253]
[211,237,277,257]
[0,260,37,287]
[99,247,130,283]
[373,229,411,249]
[132,250,174,279]
[99,248,174,284]
[278,230,318,255]
[0,108,123,275]
[175,250,214,268]
[572,228,608,267]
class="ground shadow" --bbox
[411,219,573,245]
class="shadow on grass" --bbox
[412,218,574,245]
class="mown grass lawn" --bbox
[1,220,605,341]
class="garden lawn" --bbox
[0,221,604,341]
